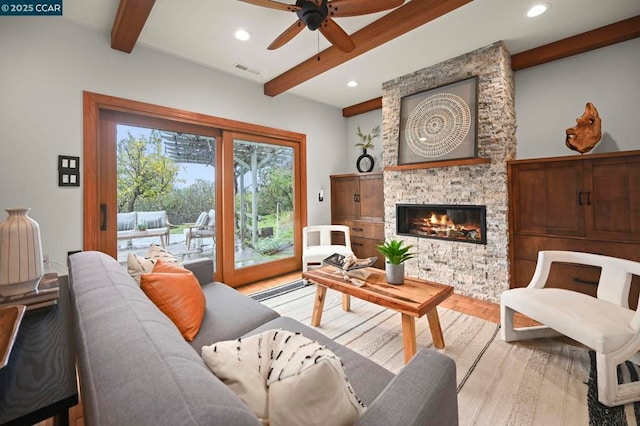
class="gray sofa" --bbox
[68,251,458,426]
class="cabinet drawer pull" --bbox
[585,191,591,205]
[573,277,598,286]
[577,191,583,206]
[352,242,363,247]
[352,227,364,232]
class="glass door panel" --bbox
[115,124,217,269]
[233,138,295,269]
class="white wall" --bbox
[514,37,640,159]
[0,18,348,265]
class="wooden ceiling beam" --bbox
[264,0,473,97]
[111,0,156,53]
[343,14,640,117]
[343,97,382,117]
[511,15,640,71]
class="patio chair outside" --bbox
[184,209,215,250]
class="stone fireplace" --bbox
[381,42,516,303]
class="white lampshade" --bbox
[0,208,44,296]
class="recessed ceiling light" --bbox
[234,29,251,41]
[526,3,550,18]
[347,80,358,87]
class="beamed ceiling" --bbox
[63,0,640,114]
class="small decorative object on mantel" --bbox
[565,102,602,154]
[376,239,416,285]
[0,208,44,297]
[355,124,380,173]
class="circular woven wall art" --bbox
[405,92,471,158]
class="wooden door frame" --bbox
[222,131,305,285]
[83,91,307,283]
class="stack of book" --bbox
[0,273,59,311]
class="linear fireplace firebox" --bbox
[396,204,487,244]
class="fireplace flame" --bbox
[415,211,482,241]
[428,213,453,227]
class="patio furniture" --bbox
[184,209,215,250]
[501,250,640,406]
[117,211,171,247]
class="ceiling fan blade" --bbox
[237,0,299,12]
[319,18,355,52]
[268,19,306,50]
[327,0,404,17]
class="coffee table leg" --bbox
[401,313,417,364]
[311,285,327,326]
[342,294,350,311]
[426,308,445,349]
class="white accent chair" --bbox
[501,250,640,407]
[302,225,354,272]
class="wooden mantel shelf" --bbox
[384,157,491,171]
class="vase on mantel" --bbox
[0,208,44,296]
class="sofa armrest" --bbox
[183,257,214,285]
[356,349,458,426]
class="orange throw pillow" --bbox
[140,259,206,341]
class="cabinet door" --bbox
[351,237,385,269]
[510,161,585,237]
[584,155,640,242]
[331,176,359,220]
[358,174,384,221]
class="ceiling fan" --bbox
[238,0,405,53]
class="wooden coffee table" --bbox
[303,266,454,364]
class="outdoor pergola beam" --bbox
[264,0,473,97]
[111,0,156,53]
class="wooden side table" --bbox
[0,276,78,425]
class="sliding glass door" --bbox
[84,92,306,287]
[221,133,303,285]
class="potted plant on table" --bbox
[376,239,416,285]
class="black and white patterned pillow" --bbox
[202,329,365,425]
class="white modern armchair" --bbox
[302,225,354,272]
[501,250,640,407]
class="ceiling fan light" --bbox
[526,3,550,18]
[234,29,252,41]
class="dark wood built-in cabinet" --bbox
[331,172,385,269]
[508,150,640,308]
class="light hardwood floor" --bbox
[37,270,533,426]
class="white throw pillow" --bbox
[126,245,181,284]
[126,253,156,284]
[202,329,365,426]
[147,244,181,265]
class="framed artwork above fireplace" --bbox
[398,76,478,167]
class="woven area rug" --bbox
[256,282,638,425]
